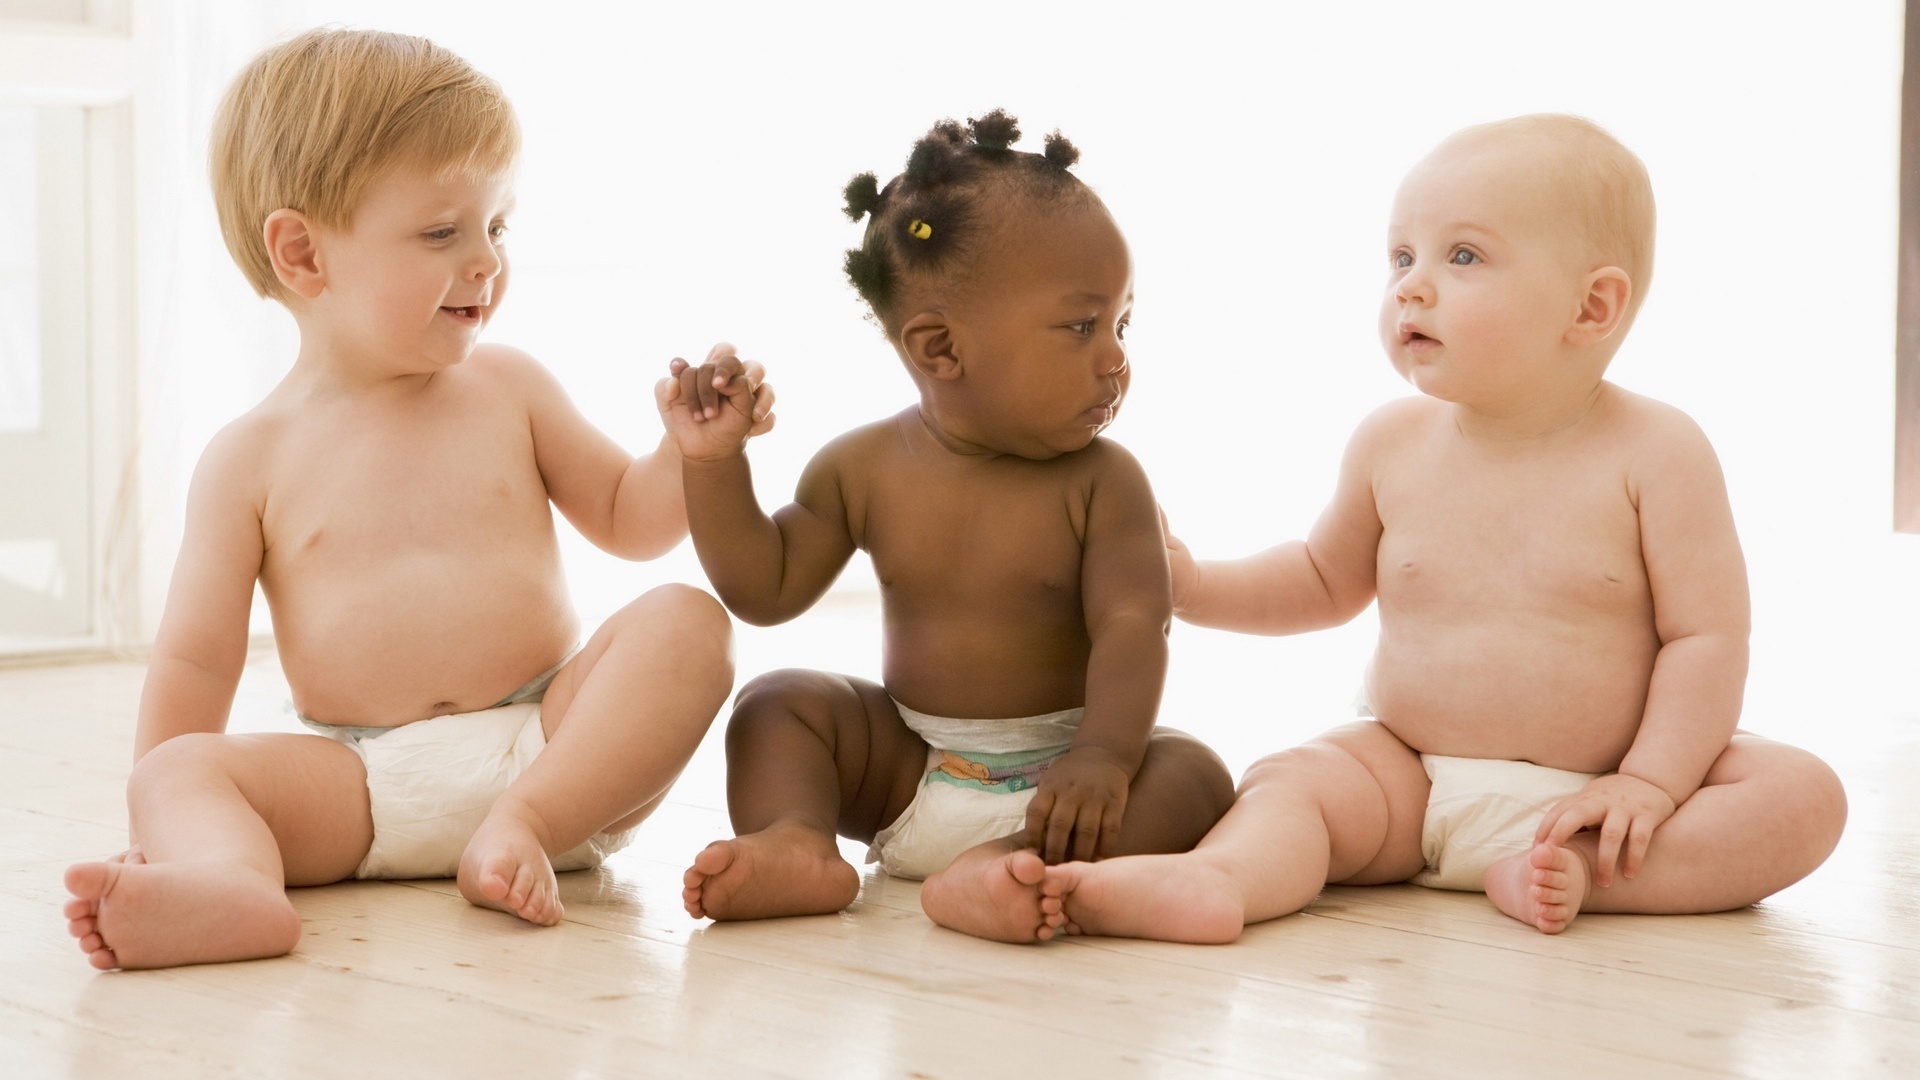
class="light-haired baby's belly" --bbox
[1366,623,1657,773]
[265,561,579,728]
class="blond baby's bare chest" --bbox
[251,376,574,726]
[1374,436,1650,623]
[1365,415,1663,769]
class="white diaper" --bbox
[1411,754,1599,892]
[302,659,630,879]
[867,700,1082,881]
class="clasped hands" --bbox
[656,342,777,459]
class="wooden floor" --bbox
[3,618,1918,1078]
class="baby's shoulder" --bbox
[187,400,289,506]
[1348,395,1447,460]
[1070,435,1150,486]
[1595,384,1718,463]
[457,342,561,400]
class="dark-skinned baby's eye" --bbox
[1117,321,1129,341]
[1070,319,1096,338]
[1451,248,1478,265]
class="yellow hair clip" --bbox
[908,219,933,240]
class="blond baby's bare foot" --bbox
[1041,855,1243,944]
[920,845,1063,944]
[1487,841,1591,934]
[682,821,859,921]
[457,802,563,927]
[62,858,300,970]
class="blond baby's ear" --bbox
[262,209,326,301]
[898,310,963,381]
[1567,266,1632,346]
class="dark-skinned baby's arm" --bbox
[680,438,859,627]
[1024,443,1172,863]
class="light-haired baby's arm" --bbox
[1616,407,1750,801]
[1171,400,1409,634]
[1535,404,1750,885]
[135,424,266,760]
[484,344,764,562]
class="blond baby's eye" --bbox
[426,227,456,241]
[1391,251,1412,269]
[489,223,510,241]
[1451,248,1478,265]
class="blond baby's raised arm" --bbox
[491,345,690,562]
[1176,400,1406,634]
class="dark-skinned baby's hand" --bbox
[1025,746,1131,864]
[656,342,776,461]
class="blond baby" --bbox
[1033,115,1847,940]
[62,29,768,969]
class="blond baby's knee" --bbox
[127,732,229,799]
[622,584,734,684]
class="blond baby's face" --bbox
[311,166,515,373]
[1378,144,1594,408]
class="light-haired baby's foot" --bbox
[1040,854,1243,944]
[63,857,300,970]
[458,805,563,926]
[682,820,859,921]
[920,845,1064,944]
[1486,841,1591,934]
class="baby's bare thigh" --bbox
[135,732,373,885]
[1305,720,1429,885]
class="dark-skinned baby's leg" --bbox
[1038,720,1430,943]
[1486,734,1847,933]
[683,669,927,921]
[922,728,1237,943]
[64,731,372,969]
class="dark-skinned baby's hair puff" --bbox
[840,109,1089,329]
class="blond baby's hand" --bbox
[1159,506,1197,613]
[1025,747,1130,864]
[1535,773,1676,888]
[655,343,776,461]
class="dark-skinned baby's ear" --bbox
[897,310,962,381]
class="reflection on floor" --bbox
[2,606,1916,1078]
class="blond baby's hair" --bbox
[1446,114,1656,326]
[210,27,520,299]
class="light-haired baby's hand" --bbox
[656,343,776,461]
[1535,773,1677,888]
[1159,506,1197,614]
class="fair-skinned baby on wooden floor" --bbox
[1023,116,1849,941]
[61,28,774,969]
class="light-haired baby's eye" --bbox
[426,227,456,242]
[1391,251,1412,270]
[1451,248,1478,265]
[489,223,510,242]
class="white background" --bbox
[135,1,1917,767]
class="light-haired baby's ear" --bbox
[1569,266,1632,345]
[898,310,962,381]
[263,209,325,301]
